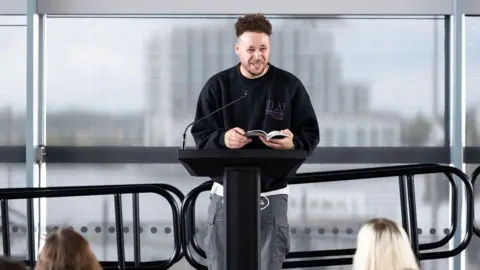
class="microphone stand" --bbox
[181,91,248,149]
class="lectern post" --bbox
[224,167,261,270]
[177,149,307,270]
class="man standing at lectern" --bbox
[191,13,320,270]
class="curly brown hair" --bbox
[234,13,272,37]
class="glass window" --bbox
[0,15,26,25]
[466,16,480,269]
[338,128,348,146]
[466,163,480,268]
[0,16,26,145]
[0,163,28,259]
[370,128,379,146]
[323,128,334,146]
[357,127,367,146]
[466,17,480,147]
[45,16,445,147]
[383,128,395,146]
[0,16,28,259]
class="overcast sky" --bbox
[0,16,479,118]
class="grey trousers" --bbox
[204,193,290,270]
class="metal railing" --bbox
[0,164,475,269]
[180,164,474,269]
[471,165,480,237]
[0,184,183,270]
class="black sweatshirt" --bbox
[191,63,320,192]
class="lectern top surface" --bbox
[177,149,307,178]
[177,149,306,159]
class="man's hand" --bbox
[259,129,294,150]
[224,127,252,149]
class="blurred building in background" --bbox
[145,22,402,148]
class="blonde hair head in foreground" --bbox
[353,218,420,270]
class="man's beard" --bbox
[242,60,266,77]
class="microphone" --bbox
[182,90,248,149]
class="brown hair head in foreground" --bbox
[36,227,102,270]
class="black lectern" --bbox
[178,149,306,270]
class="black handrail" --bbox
[180,163,473,268]
[0,184,182,270]
[287,164,460,260]
[286,164,473,266]
[471,165,480,237]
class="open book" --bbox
[245,130,287,140]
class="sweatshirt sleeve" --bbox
[291,80,320,157]
[190,83,227,149]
